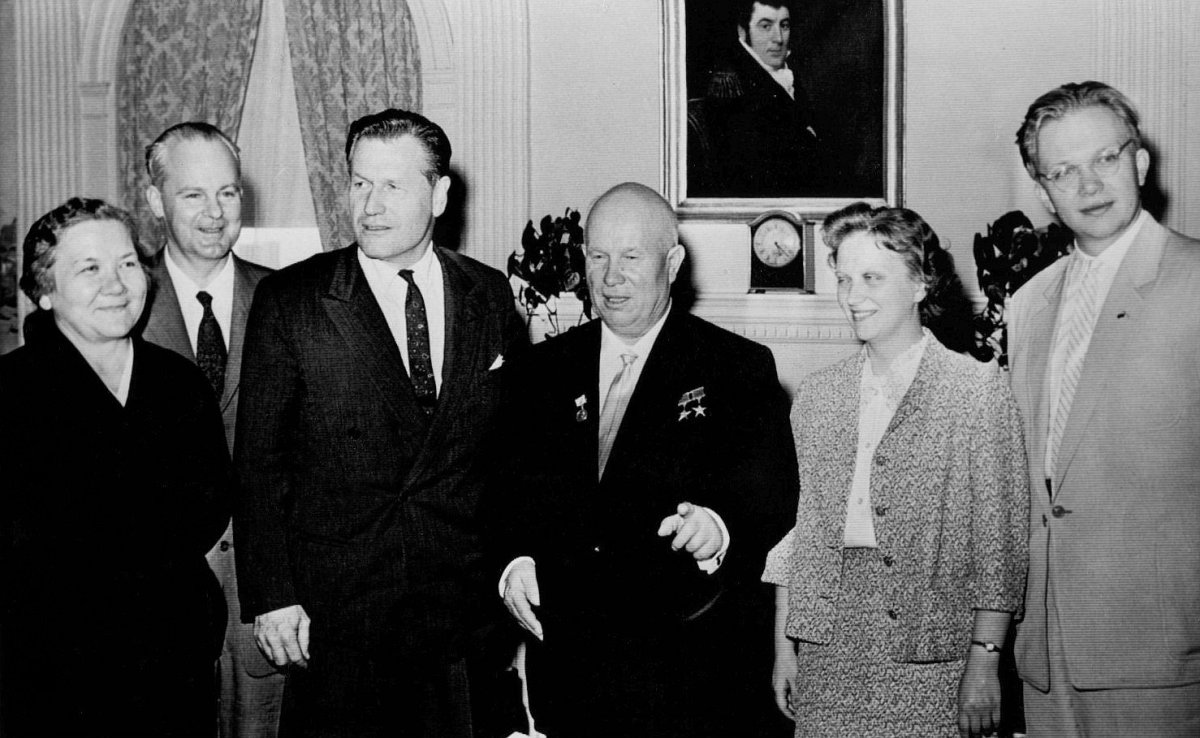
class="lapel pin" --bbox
[574,394,588,422]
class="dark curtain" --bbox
[117,0,263,252]
[284,0,422,251]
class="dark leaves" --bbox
[508,208,593,325]
[973,210,1073,366]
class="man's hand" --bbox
[656,502,723,561]
[254,604,311,667]
[502,559,544,641]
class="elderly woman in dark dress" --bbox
[764,203,1029,737]
[0,198,230,736]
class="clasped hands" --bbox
[502,501,723,640]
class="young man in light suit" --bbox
[493,182,798,738]
[139,122,282,738]
[1007,81,1200,737]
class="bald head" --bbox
[585,183,685,342]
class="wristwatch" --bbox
[971,640,1003,653]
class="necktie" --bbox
[597,352,638,479]
[399,270,437,415]
[195,291,226,397]
[1045,258,1101,482]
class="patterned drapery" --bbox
[117,0,263,252]
[284,0,422,251]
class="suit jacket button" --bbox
[219,541,231,552]
[882,555,894,567]
[592,546,601,553]
[887,608,899,620]
[1051,505,1070,518]
[874,505,887,517]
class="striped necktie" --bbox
[1045,258,1101,482]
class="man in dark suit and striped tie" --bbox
[235,109,527,738]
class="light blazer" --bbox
[1008,216,1200,690]
[489,308,798,736]
[235,244,527,659]
[785,339,1028,662]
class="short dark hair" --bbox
[1016,81,1142,178]
[21,197,141,304]
[145,121,241,188]
[344,109,452,184]
[823,202,964,330]
[737,0,791,32]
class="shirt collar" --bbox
[163,245,235,298]
[863,327,930,389]
[738,37,794,96]
[1072,208,1147,273]
[600,301,673,361]
[356,242,439,286]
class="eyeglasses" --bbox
[1038,138,1136,193]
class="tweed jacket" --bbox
[784,338,1029,662]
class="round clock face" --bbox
[753,217,801,267]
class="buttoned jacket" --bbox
[1008,216,1200,689]
[786,339,1028,662]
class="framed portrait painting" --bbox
[664,0,903,219]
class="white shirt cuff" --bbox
[499,556,535,598]
[696,506,730,574]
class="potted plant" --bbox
[973,210,1073,366]
[508,209,593,339]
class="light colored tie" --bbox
[1045,259,1101,481]
[597,352,638,479]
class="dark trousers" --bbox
[279,640,522,738]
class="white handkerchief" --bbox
[489,354,505,371]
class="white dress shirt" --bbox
[163,246,235,355]
[357,244,447,394]
[1043,209,1147,478]
[843,330,930,547]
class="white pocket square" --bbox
[488,354,505,371]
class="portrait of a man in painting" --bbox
[685,0,886,200]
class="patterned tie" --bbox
[399,270,437,415]
[597,352,638,479]
[195,291,226,397]
[1045,258,1101,481]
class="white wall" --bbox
[528,0,662,218]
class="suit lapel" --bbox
[222,256,256,413]
[568,324,604,483]
[426,250,483,429]
[401,250,493,487]
[142,257,195,361]
[321,247,419,424]
[1055,219,1166,487]
[1020,259,1068,490]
